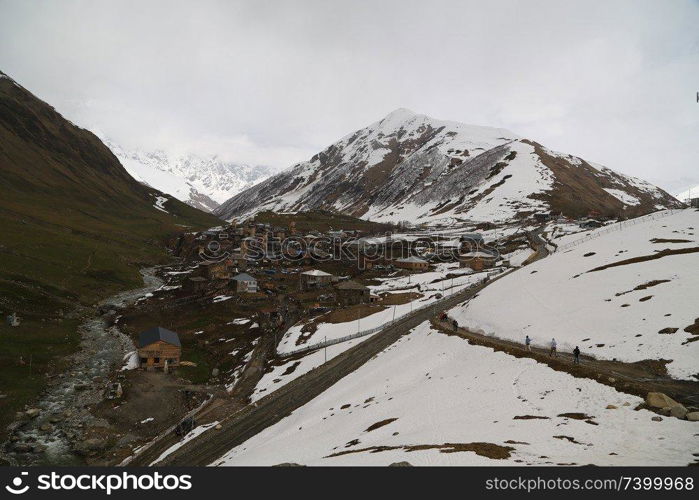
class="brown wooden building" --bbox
[394,256,429,271]
[299,269,334,291]
[459,251,496,272]
[335,280,370,306]
[137,327,181,371]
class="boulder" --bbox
[670,404,688,419]
[646,392,679,409]
[74,438,106,456]
[13,443,32,453]
[25,408,41,419]
[389,461,413,467]
[686,412,699,422]
[651,416,663,422]
[605,405,618,410]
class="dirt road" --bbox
[433,319,699,406]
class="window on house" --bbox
[154,357,160,363]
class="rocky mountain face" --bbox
[215,108,681,223]
[104,139,275,212]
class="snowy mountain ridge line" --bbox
[215,108,682,223]
[103,138,276,212]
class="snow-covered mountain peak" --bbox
[103,138,276,213]
[215,110,681,223]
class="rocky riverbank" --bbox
[2,269,163,465]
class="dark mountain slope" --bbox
[0,71,220,306]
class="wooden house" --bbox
[299,269,334,291]
[335,280,370,306]
[185,276,208,293]
[199,260,233,280]
[137,327,181,371]
[394,256,429,271]
[231,272,258,293]
[460,250,496,271]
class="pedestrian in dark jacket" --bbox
[573,346,580,364]
[525,335,532,352]
[452,319,458,331]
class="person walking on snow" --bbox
[573,346,580,364]
[549,338,557,357]
[525,335,532,352]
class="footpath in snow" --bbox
[450,209,699,379]
[216,322,697,466]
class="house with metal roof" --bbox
[299,269,334,291]
[231,272,258,293]
[137,327,181,371]
[394,255,429,271]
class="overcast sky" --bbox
[1,0,697,194]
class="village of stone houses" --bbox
[1,69,699,468]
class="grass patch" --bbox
[0,318,81,438]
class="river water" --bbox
[2,268,163,466]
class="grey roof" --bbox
[459,233,484,241]
[396,256,427,263]
[301,269,332,276]
[232,273,256,282]
[138,326,181,348]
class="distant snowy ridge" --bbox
[104,138,276,213]
[216,108,681,223]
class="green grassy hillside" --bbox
[252,209,397,234]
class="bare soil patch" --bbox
[326,442,515,460]
[650,238,692,244]
[587,247,699,273]
[615,279,671,296]
[365,417,398,432]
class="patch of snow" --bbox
[451,209,699,379]
[215,322,695,466]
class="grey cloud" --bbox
[0,0,697,191]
